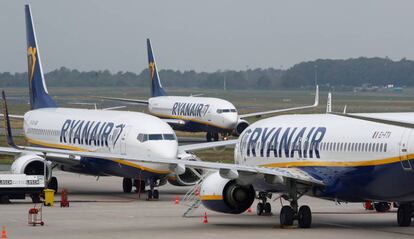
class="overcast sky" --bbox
[1,0,414,73]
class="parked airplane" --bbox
[99,39,319,142]
[31,97,414,228]
[2,5,232,201]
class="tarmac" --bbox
[0,171,414,239]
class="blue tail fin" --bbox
[147,38,166,97]
[25,4,57,110]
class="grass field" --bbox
[1,86,414,165]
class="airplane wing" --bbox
[0,143,323,186]
[330,112,414,129]
[162,118,186,125]
[178,139,237,152]
[0,114,24,119]
[239,86,319,119]
[97,96,149,105]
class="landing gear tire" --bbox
[397,204,412,227]
[374,202,391,212]
[153,190,159,200]
[48,176,58,192]
[213,133,219,141]
[134,179,145,193]
[264,202,271,214]
[122,178,133,193]
[280,205,294,227]
[206,132,212,142]
[298,205,312,228]
[146,190,153,201]
[257,202,264,215]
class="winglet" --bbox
[326,92,332,113]
[314,85,319,106]
[1,91,18,148]
[147,38,167,97]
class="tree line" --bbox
[1,57,413,90]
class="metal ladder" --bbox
[181,172,209,217]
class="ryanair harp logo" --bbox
[149,62,155,80]
[27,47,37,82]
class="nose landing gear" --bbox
[206,132,220,142]
[256,191,272,215]
[146,178,159,201]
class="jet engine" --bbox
[200,172,255,214]
[11,154,51,180]
[233,119,249,136]
[168,152,204,186]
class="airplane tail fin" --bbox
[25,4,57,110]
[147,38,167,97]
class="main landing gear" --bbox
[279,180,312,228]
[206,132,219,142]
[397,203,413,227]
[256,191,272,215]
[122,178,146,194]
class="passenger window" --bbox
[379,143,383,152]
[384,143,387,152]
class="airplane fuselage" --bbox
[23,108,178,178]
[148,96,238,134]
[236,113,414,202]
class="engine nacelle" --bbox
[233,119,249,136]
[168,152,204,186]
[200,172,255,214]
[11,154,52,180]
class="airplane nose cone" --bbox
[223,113,238,129]
[152,141,178,159]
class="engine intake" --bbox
[200,172,255,214]
[168,153,204,186]
[233,119,249,136]
[11,154,51,180]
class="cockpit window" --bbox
[137,133,176,142]
[148,134,163,140]
[217,109,237,114]
[163,134,176,140]
[137,133,148,142]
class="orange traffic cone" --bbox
[203,212,209,224]
[175,195,179,205]
[1,226,7,239]
[247,207,252,213]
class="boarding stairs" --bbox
[181,172,209,217]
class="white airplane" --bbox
[99,39,319,142]
[6,4,414,229]
[2,4,233,201]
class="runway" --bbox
[0,171,413,239]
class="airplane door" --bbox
[120,126,131,155]
[400,129,412,171]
